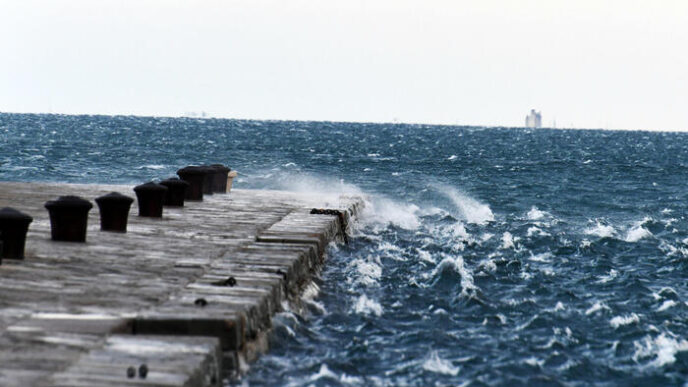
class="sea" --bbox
[2,112,688,386]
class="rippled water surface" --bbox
[3,113,688,386]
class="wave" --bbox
[430,254,478,297]
[422,351,460,376]
[353,294,383,316]
[433,184,495,225]
[633,333,688,368]
[610,313,640,328]
[584,221,616,238]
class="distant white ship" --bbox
[525,109,542,128]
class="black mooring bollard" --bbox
[209,164,231,193]
[0,207,33,259]
[133,182,168,218]
[159,177,190,207]
[177,166,206,201]
[44,196,93,242]
[95,192,134,232]
[199,166,215,195]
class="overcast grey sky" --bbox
[1,0,686,130]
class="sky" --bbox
[1,0,687,130]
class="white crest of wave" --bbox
[585,301,610,315]
[527,206,547,220]
[625,224,652,242]
[633,333,688,368]
[353,294,383,316]
[529,252,553,262]
[309,364,338,382]
[348,257,382,286]
[432,254,477,297]
[265,172,367,207]
[610,313,640,328]
[584,221,616,238]
[416,248,435,264]
[422,351,460,376]
[267,171,426,231]
[527,226,550,237]
[364,197,421,230]
[597,269,618,284]
[433,184,494,225]
[501,232,515,249]
[657,300,677,312]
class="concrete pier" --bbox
[0,182,363,386]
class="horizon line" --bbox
[0,109,683,133]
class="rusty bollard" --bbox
[133,182,168,218]
[95,192,134,232]
[210,164,231,193]
[45,196,93,242]
[177,166,206,201]
[159,177,189,207]
[0,207,33,259]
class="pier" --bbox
[0,181,363,386]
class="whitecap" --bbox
[584,222,616,238]
[610,313,640,328]
[478,259,497,273]
[529,252,553,262]
[597,269,618,284]
[353,294,383,316]
[585,301,610,315]
[527,226,551,237]
[302,282,320,300]
[552,301,565,312]
[310,364,338,381]
[422,351,460,376]
[657,300,677,312]
[416,248,435,264]
[364,198,421,230]
[633,333,688,367]
[139,164,165,170]
[524,357,544,367]
[527,206,546,220]
[448,222,469,240]
[431,254,477,296]
[340,373,364,384]
[501,232,515,249]
[374,240,401,252]
[434,185,494,224]
[447,155,458,160]
[348,258,382,286]
[625,225,652,242]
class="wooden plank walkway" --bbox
[0,182,363,386]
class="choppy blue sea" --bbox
[3,112,688,386]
